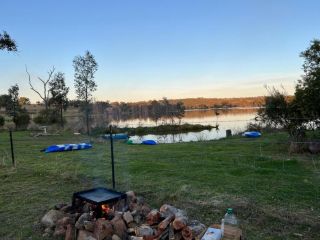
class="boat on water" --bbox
[102,133,128,140]
[243,131,261,138]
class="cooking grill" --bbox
[72,187,127,217]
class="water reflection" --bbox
[113,108,258,143]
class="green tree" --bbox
[73,51,98,135]
[293,39,320,126]
[49,72,69,127]
[7,84,20,118]
[0,31,17,51]
[18,97,31,105]
[0,94,11,108]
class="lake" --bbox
[112,108,258,143]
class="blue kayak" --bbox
[243,131,261,138]
[43,143,92,153]
[102,133,128,140]
[142,140,157,145]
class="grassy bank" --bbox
[110,123,217,136]
[0,131,319,239]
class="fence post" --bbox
[226,129,232,137]
[109,125,115,189]
[9,130,15,167]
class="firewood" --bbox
[181,226,192,240]
[146,210,161,225]
[159,204,178,218]
[64,224,74,240]
[181,221,206,240]
[172,211,188,231]
[135,224,154,237]
[173,231,182,240]
[158,215,175,231]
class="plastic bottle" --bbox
[222,208,238,236]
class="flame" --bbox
[101,204,111,214]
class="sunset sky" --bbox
[1,0,319,102]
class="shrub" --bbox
[13,109,30,130]
[33,109,61,125]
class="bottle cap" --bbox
[227,208,233,214]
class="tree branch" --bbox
[25,65,45,101]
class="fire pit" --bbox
[72,187,127,218]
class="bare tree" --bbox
[25,66,55,111]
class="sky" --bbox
[1,0,320,103]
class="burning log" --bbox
[146,210,161,225]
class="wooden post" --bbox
[109,125,115,189]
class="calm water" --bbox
[112,108,258,143]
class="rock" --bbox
[135,225,154,237]
[75,213,92,230]
[42,232,51,238]
[54,203,67,210]
[83,203,92,213]
[140,205,151,217]
[111,213,127,239]
[127,228,135,234]
[57,216,74,226]
[77,229,97,240]
[41,209,65,228]
[136,196,145,205]
[53,225,66,237]
[123,211,133,224]
[133,214,142,225]
[93,218,114,240]
[112,234,122,240]
[61,204,73,213]
[65,224,74,240]
[128,222,137,228]
[130,237,143,240]
[84,220,95,232]
[126,191,137,204]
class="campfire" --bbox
[40,189,207,240]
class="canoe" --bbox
[127,138,142,144]
[102,133,128,140]
[243,131,261,138]
[43,143,92,153]
[142,140,158,145]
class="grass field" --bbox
[0,131,319,239]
